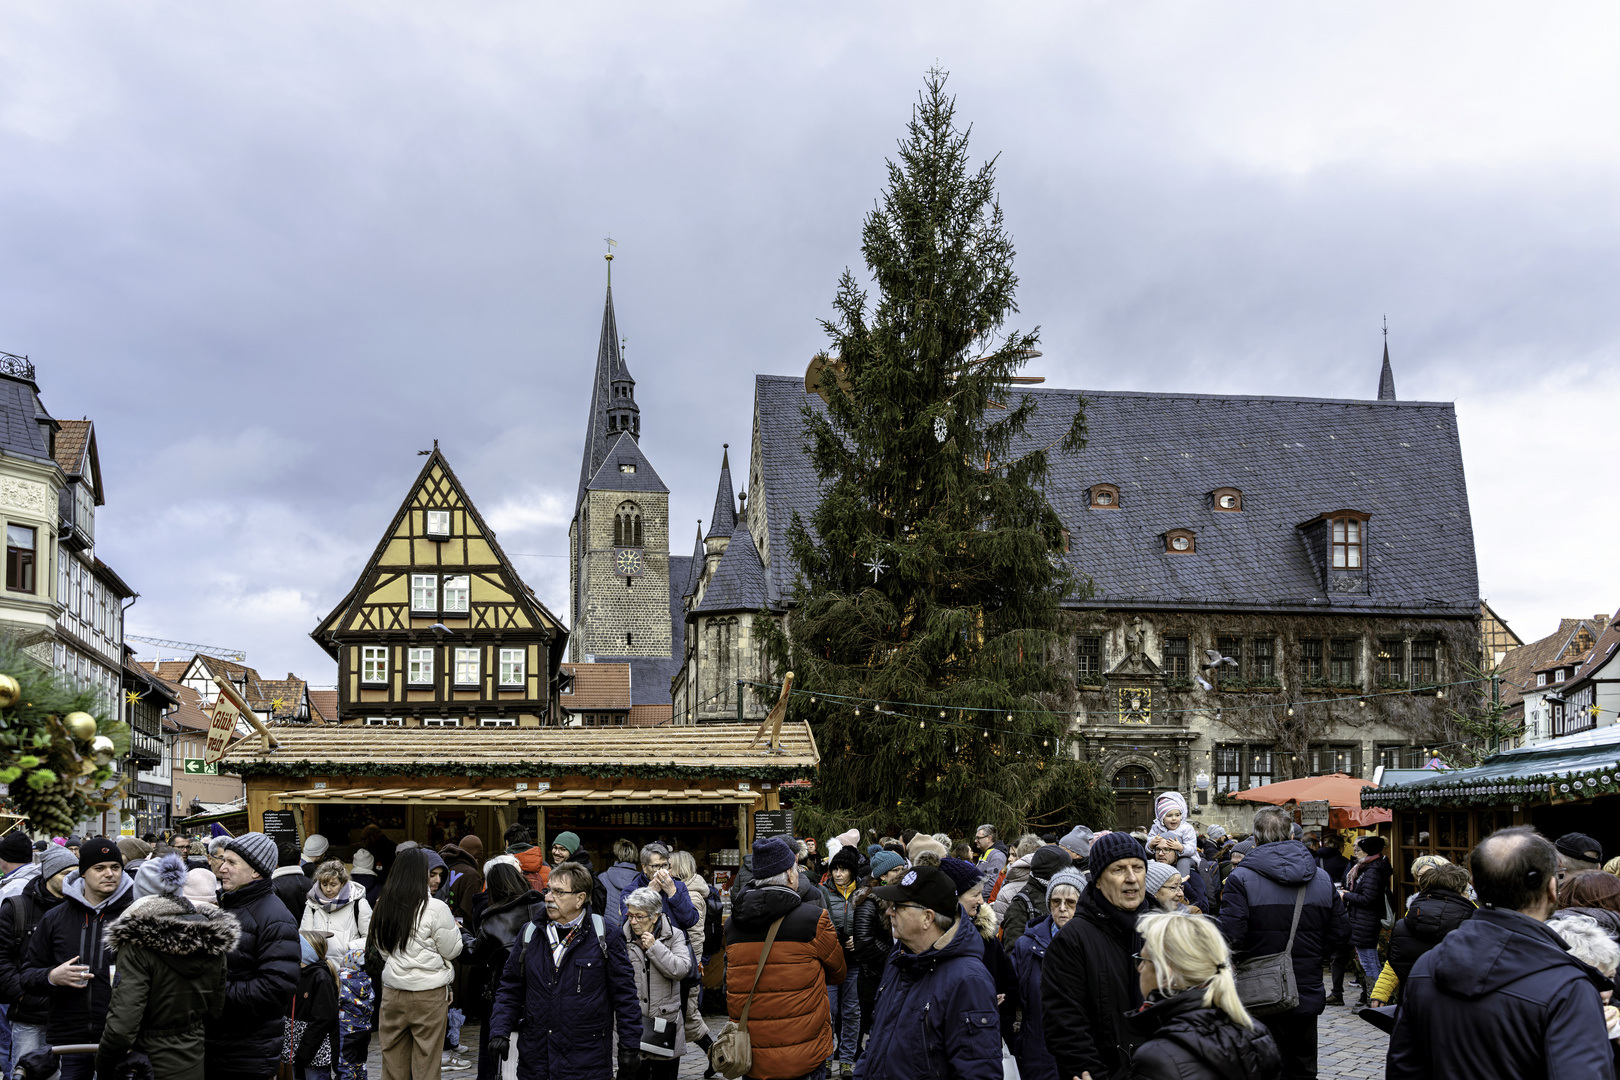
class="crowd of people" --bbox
[0,808,1614,1080]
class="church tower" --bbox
[568,260,671,662]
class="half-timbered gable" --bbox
[312,447,567,727]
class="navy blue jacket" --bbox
[852,905,1001,1080]
[1342,855,1392,948]
[615,874,699,933]
[1386,906,1615,1080]
[599,862,641,927]
[488,914,642,1080]
[204,877,301,1079]
[1011,917,1060,1080]
[1217,840,1348,1016]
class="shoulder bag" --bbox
[1233,885,1306,1016]
[708,916,785,1079]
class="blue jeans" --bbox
[1356,946,1381,993]
[445,1006,464,1050]
[826,967,860,1065]
[7,1022,45,1080]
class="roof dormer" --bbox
[1086,483,1121,509]
[1211,487,1243,512]
[1163,529,1197,554]
[1296,509,1372,596]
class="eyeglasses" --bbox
[544,887,587,896]
[1131,952,1152,967]
[646,861,669,871]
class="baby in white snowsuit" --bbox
[1147,791,1198,877]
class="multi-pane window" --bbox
[422,717,459,728]
[443,575,470,613]
[1302,639,1324,680]
[1076,636,1102,678]
[411,575,438,612]
[426,510,451,537]
[454,648,480,686]
[1217,637,1243,681]
[1330,638,1359,684]
[361,646,388,684]
[407,648,434,685]
[1537,672,1548,687]
[1163,637,1189,680]
[1411,640,1438,686]
[1378,745,1425,769]
[499,649,525,686]
[1250,747,1274,787]
[363,717,402,727]
[1331,517,1363,568]
[1214,745,1244,793]
[479,718,517,728]
[5,525,35,593]
[1252,637,1275,683]
[1310,745,1359,775]
[1377,640,1407,687]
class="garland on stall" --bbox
[229,759,816,782]
[1363,762,1620,810]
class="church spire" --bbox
[1377,318,1397,401]
[574,267,641,510]
[705,445,738,541]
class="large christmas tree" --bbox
[778,71,1113,839]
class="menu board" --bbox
[753,809,794,841]
[262,810,300,849]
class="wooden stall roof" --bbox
[221,722,820,780]
[276,784,764,806]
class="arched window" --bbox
[1113,765,1153,790]
[613,502,643,548]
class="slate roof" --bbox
[0,374,56,465]
[1495,617,1607,711]
[706,447,738,541]
[669,553,694,671]
[585,432,668,495]
[752,374,1480,618]
[1378,343,1397,401]
[683,526,705,599]
[574,285,638,511]
[696,523,768,614]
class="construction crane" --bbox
[126,635,246,662]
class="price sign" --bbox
[753,809,794,841]
[262,810,300,849]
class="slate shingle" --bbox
[695,524,767,614]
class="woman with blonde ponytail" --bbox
[1126,911,1282,1080]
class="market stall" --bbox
[220,722,819,882]
[1233,772,1393,832]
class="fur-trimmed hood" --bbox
[971,899,999,941]
[106,895,241,961]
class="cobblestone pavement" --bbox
[376,1005,1389,1080]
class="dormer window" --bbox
[1088,484,1121,509]
[1164,529,1196,553]
[1555,669,1565,682]
[1330,515,1366,568]
[425,510,450,538]
[1537,673,1547,687]
[1212,488,1243,512]
[619,463,636,474]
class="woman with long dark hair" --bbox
[366,848,464,1080]
[469,863,542,1080]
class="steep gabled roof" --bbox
[308,689,339,723]
[1378,342,1397,401]
[1564,607,1620,695]
[54,419,105,504]
[560,662,632,711]
[696,523,767,614]
[1495,617,1607,710]
[752,374,1479,617]
[575,285,641,511]
[0,374,57,466]
[585,432,668,495]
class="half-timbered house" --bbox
[311,447,568,727]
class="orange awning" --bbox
[1233,773,1393,826]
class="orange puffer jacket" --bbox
[724,883,846,1080]
[510,845,550,893]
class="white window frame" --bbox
[1537,673,1547,687]
[411,574,438,612]
[479,718,516,728]
[408,648,434,685]
[363,717,403,727]
[454,647,480,686]
[361,646,388,684]
[443,575,470,613]
[499,648,525,687]
[422,717,460,728]
[426,510,451,537]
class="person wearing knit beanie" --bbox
[223,831,278,881]
[752,835,797,881]
[549,831,581,865]
[938,857,985,897]
[1087,831,1147,882]
[869,850,906,882]
[1143,860,1180,906]
[78,837,123,876]
[830,844,862,876]
[184,866,221,906]
[0,830,32,866]
[1045,867,1086,906]
[37,843,76,887]
[300,833,330,866]
[116,836,153,865]
[133,852,189,901]
[906,834,948,864]
[1059,826,1094,862]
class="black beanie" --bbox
[78,837,123,875]
[830,845,861,874]
[1357,836,1386,856]
[0,832,32,864]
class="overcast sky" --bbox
[4,3,1617,682]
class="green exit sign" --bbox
[183,759,219,775]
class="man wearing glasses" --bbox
[972,826,1007,900]
[853,865,1000,1080]
[488,862,642,1079]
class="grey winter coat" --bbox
[681,875,710,962]
[625,912,693,1059]
[97,896,240,1080]
[990,854,1034,921]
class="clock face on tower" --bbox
[615,547,644,577]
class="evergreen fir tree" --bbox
[776,71,1113,838]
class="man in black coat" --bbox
[1387,860,1475,985]
[1387,826,1615,1080]
[1218,806,1348,1080]
[0,844,73,1065]
[268,839,310,922]
[207,831,300,1080]
[20,838,134,1079]
[1041,831,1149,1080]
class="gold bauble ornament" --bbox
[0,674,19,708]
[90,735,116,763]
[64,712,98,741]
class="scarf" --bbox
[307,880,354,913]
[1086,880,1145,941]
[1345,854,1381,892]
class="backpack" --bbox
[519,914,608,968]
[703,888,725,958]
[0,893,37,1007]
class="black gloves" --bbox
[619,1047,642,1076]
[488,1035,510,1062]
